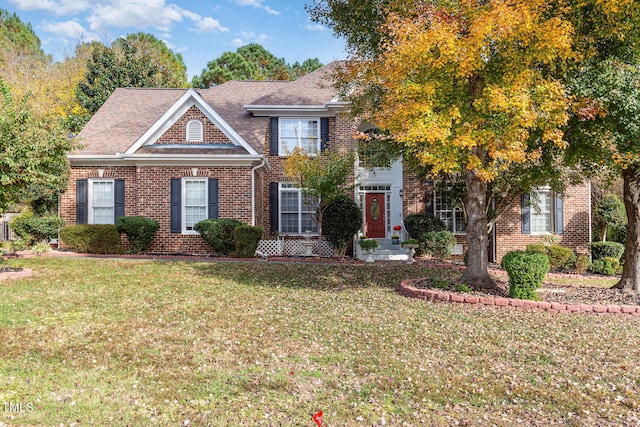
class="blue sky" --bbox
[0,0,347,78]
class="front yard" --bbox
[0,257,639,426]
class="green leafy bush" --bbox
[574,254,590,275]
[502,250,549,300]
[589,241,625,261]
[545,244,575,270]
[60,224,124,254]
[323,196,362,257]
[194,218,244,255]
[9,213,65,246]
[233,225,264,258]
[589,257,620,276]
[359,238,379,251]
[116,216,160,254]
[454,283,471,293]
[526,243,574,270]
[525,243,547,254]
[403,213,446,240]
[421,230,456,260]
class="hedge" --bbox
[589,241,625,261]
[59,224,124,254]
[116,216,160,254]
[233,225,264,258]
[194,218,244,255]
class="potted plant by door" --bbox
[392,225,402,244]
[359,237,379,263]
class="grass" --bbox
[0,257,639,426]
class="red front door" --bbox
[365,193,386,238]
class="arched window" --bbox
[186,120,203,142]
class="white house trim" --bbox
[126,88,259,156]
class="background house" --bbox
[59,63,591,260]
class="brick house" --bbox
[60,62,591,260]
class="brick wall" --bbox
[260,116,360,236]
[60,165,254,254]
[495,181,591,261]
[156,106,231,145]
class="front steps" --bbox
[356,239,409,262]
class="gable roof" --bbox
[70,62,344,157]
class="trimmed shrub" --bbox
[589,257,620,276]
[233,225,264,258]
[116,216,160,254]
[194,218,244,255]
[545,245,575,271]
[403,213,446,240]
[323,196,362,257]
[589,241,625,261]
[574,254,590,275]
[421,230,456,260]
[502,250,549,300]
[9,213,65,246]
[60,224,124,254]
[525,243,547,254]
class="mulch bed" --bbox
[411,276,640,307]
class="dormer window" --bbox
[186,120,203,142]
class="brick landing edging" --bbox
[399,279,640,316]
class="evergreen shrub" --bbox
[194,218,244,255]
[116,216,159,254]
[589,241,625,261]
[502,250,549,300]
[233,225,264,258]
[60,224,124,254]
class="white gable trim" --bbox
[126,88,258,156]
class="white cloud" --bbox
[8,0,90,15]
[86,1,183,33]
[305,24,326,32]
[233,31,270,47]
[175,6,229,33]
[40,20,88,38]
[233,0,279,16]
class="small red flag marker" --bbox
[312,410,323,427]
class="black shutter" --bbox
[320,117,329,152]
[76,179,88,225]
[170,178,181,233]
[424,180,435,215]
[114,179,125,222]
[270,182,279,234]
[521,193,531,234]
[554,194,564,234]
[208,178,219,219]
[270,117,278,155]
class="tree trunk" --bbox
[461,169,496,289]
[614,167,640,294]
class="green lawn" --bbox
[1,257,639,426]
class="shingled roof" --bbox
[71,62,343,156]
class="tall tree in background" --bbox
[118,33,188,87]
[0,79,75,213]
[76,37,187,124]
[192,43,322,87]
[310,0,573,288]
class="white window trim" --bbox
[278,183,319,235]
[186,119,203,142]
[530,187,554,235]
[88,179,115,225]
[434,187,466,235]
[278,118,321,156]
[182,177,208,235]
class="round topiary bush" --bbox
[116,216,160,254]
[589,241,625,261]
[194,218,244,255]
[323,196,362,257]
[403,213,446,240]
